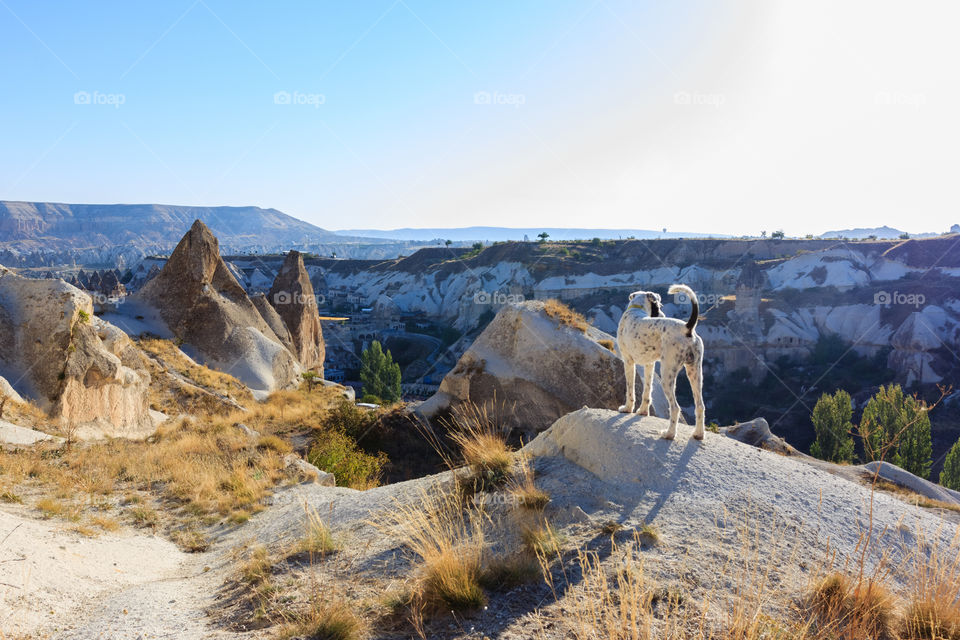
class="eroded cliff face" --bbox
[132,220,302,392]
[304,237,960,386]
[0,267,152,437]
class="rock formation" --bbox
[0,267,152,437]
[267,250,325,374]
[419,301,675,438]
[131,220,301,392]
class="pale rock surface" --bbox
[524,409,956,583]
[0,375,23,403]
[862,460,960,506]
[0,419,62,446]
[419,301,674,436]
[0,267,152,437]
[283,452,336,486]
[131,220,301,392]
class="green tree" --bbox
[537,232,550,242]
[771,229,785,239]
[301,371,318,392]
[860,384,932,478]
[940,438,960,491]
[810,390,855,463]
[359,341,402,403]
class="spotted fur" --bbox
[616,284,706,440]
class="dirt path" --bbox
[0,506,247,639]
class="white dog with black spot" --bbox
[616,284,706,440]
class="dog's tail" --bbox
[668,284,699,336]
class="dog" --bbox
[616,284,706,440]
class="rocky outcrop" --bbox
[721,417,801,456]
[0,267,152,437]
[0,376,23,404]
[132,220,301,392]
[267,251,325,374]
[419,301,674,438]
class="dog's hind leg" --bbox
[685,362,706,440]
[659,363,682,440]
[637,364,655,416]
[618,356,636,413]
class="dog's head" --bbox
[626,291,661,317]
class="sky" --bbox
[1,0,957,236]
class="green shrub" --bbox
[810,390,855,463]
[308,430,386,489]
[324,399,377,441]
[940,438,960,491]
[861,384,932,478]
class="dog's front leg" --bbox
[618,357,636,413]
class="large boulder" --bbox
[419,301,674,437]
[0,267,152,437]
[131,220,301,392]
[267,250,325,374]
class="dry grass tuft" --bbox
[902,529,960,639]
[597,338,615,351]
[171,528,211,552]
[522,521,565,556]
[638,522,661,546]
[293,507,339,557]
[478,552,540,591]
[241,545,273,586]
[278,599,367,640]
[446,403,513,492]
[380,489,488,616]
[542,299,589,333]
[506,454,549,511]
[807,572,895,639]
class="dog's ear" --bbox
[628,291,639,301]
[646,292,662,304]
